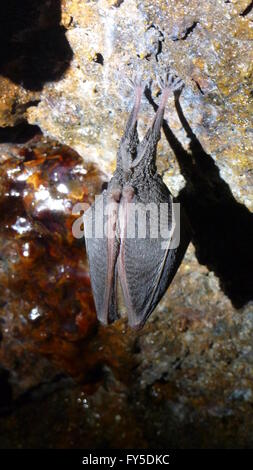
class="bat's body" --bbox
[84,74,191,328]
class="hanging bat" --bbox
[84,72,191,329]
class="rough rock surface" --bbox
[0,0,252,448]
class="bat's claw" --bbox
[156,71,184,93]
[126,71,146,92]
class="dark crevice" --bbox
[156,34,164,62]
[132,337,141,354]
[137,52,150,61]
[0,0,73,91]
[68,16,74,27]
[172,21,198,41]
[0,373,74,416]
[80,363,105,385]
[11,99,41,116]
[145,86,253,309]
[94,53,104,66]
[147,24,165,62]
[16,375,74,405]
[114,0,124,7]
[0,367,13,411]
[155,39,163,61]
[181,21,198,40]
[0,121,42,144]
[240,1,253,16]
[192,79,205,95]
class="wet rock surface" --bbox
[0,0,252,449]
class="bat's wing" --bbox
[83,192,119,324]
[117,196,191,328]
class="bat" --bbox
[84,72,191,329]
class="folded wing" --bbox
[84,192,120,324]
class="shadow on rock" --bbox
[0,0,73,91]
[145,87,253,309]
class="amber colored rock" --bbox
[0,136,107,394]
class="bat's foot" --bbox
[126,71,152,95]
[156,70,184,94]
[126,71,143,90]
